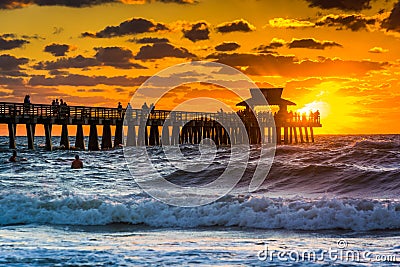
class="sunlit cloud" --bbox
[368,46,388,53]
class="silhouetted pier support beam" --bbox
[299,127,304,143]
[44,124,52,151]
[304,127,309,143]
[137,122,147,146]
[284,127,289,145]
[60,124,69,149]
[149,125,160,146]
[101,124,112,150]
[171,125,180,145]
[126,124,136,146]
[310,127,315,143]
[26,123,35,150]
[293,127,298,144]
[114,122,123,148]
[75,124,85,150]
[162,125,170,145]
[88,124,99,151]
[276,127,281,145]
[8,123,16,149]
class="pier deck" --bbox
[0,101,321,150]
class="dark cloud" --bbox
[182,21,210,42]
[95,47,146,69]
[44,43,71,56]
[216,19,255,33]
[253,39,285,53]
[288,38,342,49]
[215,42,241,52]
[0,76,24,86]
[28,74,149,87]
[35,47,146,70]
[304,0,372,11]
[0,35,29,50]
[0,54,28,76]
[82,17,168,38]
[382,1,400,32]
[0,0,196,9]
[34,55,99,70]
[208,52,385,77]
[49,69,69,75]
[135,43,196,60]
[316,14,376,31]
[128,37,169,44]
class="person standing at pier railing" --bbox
[117,102,123,118]
[23,95,31,114]
[125,103,132,120]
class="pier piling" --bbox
[44,124,52,151]
[75,124,85,150]
[88,124,99,151]
[8,123,16,149]
[60,124,69,149]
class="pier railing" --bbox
[0,101,321,126]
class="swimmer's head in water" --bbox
[13,150,17,157]
[75,155,79,160]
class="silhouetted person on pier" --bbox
[23,95,31,114]
[149,103,155,113]
[117,102,123,118]
[71,155,83,169]
[142,102,149,110]
[314,110,320,123]
[126,103,132,120]
[301,113,307,122]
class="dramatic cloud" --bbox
[304,0,372,11]
[28,74,149,87]
[253,38,340,52]
[44,43,71,56]
[135,43,196,60]
[207,52,386,77]
[128,37,169,43]
[216,19,255,33]
[0,35,29,50]
[316,14,377,31]
[268,18,315,29]
[253,38,285,53]
[368,46,388,53]
[35,47,146,70]
[288,38,342,49]
[94,47,145,69]
[34,55,99,70]
[0,0,196,9]
[382,1,400,32]
[182,21,210,42]
[0,54,28,76]
[0,76,24,86]
[215,42,240,52]
[269,14,379,32]
[82,17,168,38]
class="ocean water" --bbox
[0,135,399,266]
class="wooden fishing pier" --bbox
[0,88,321,151]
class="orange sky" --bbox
[1,0,400,135]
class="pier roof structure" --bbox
[236,88,296,107]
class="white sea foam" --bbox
[1,193,400,231]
